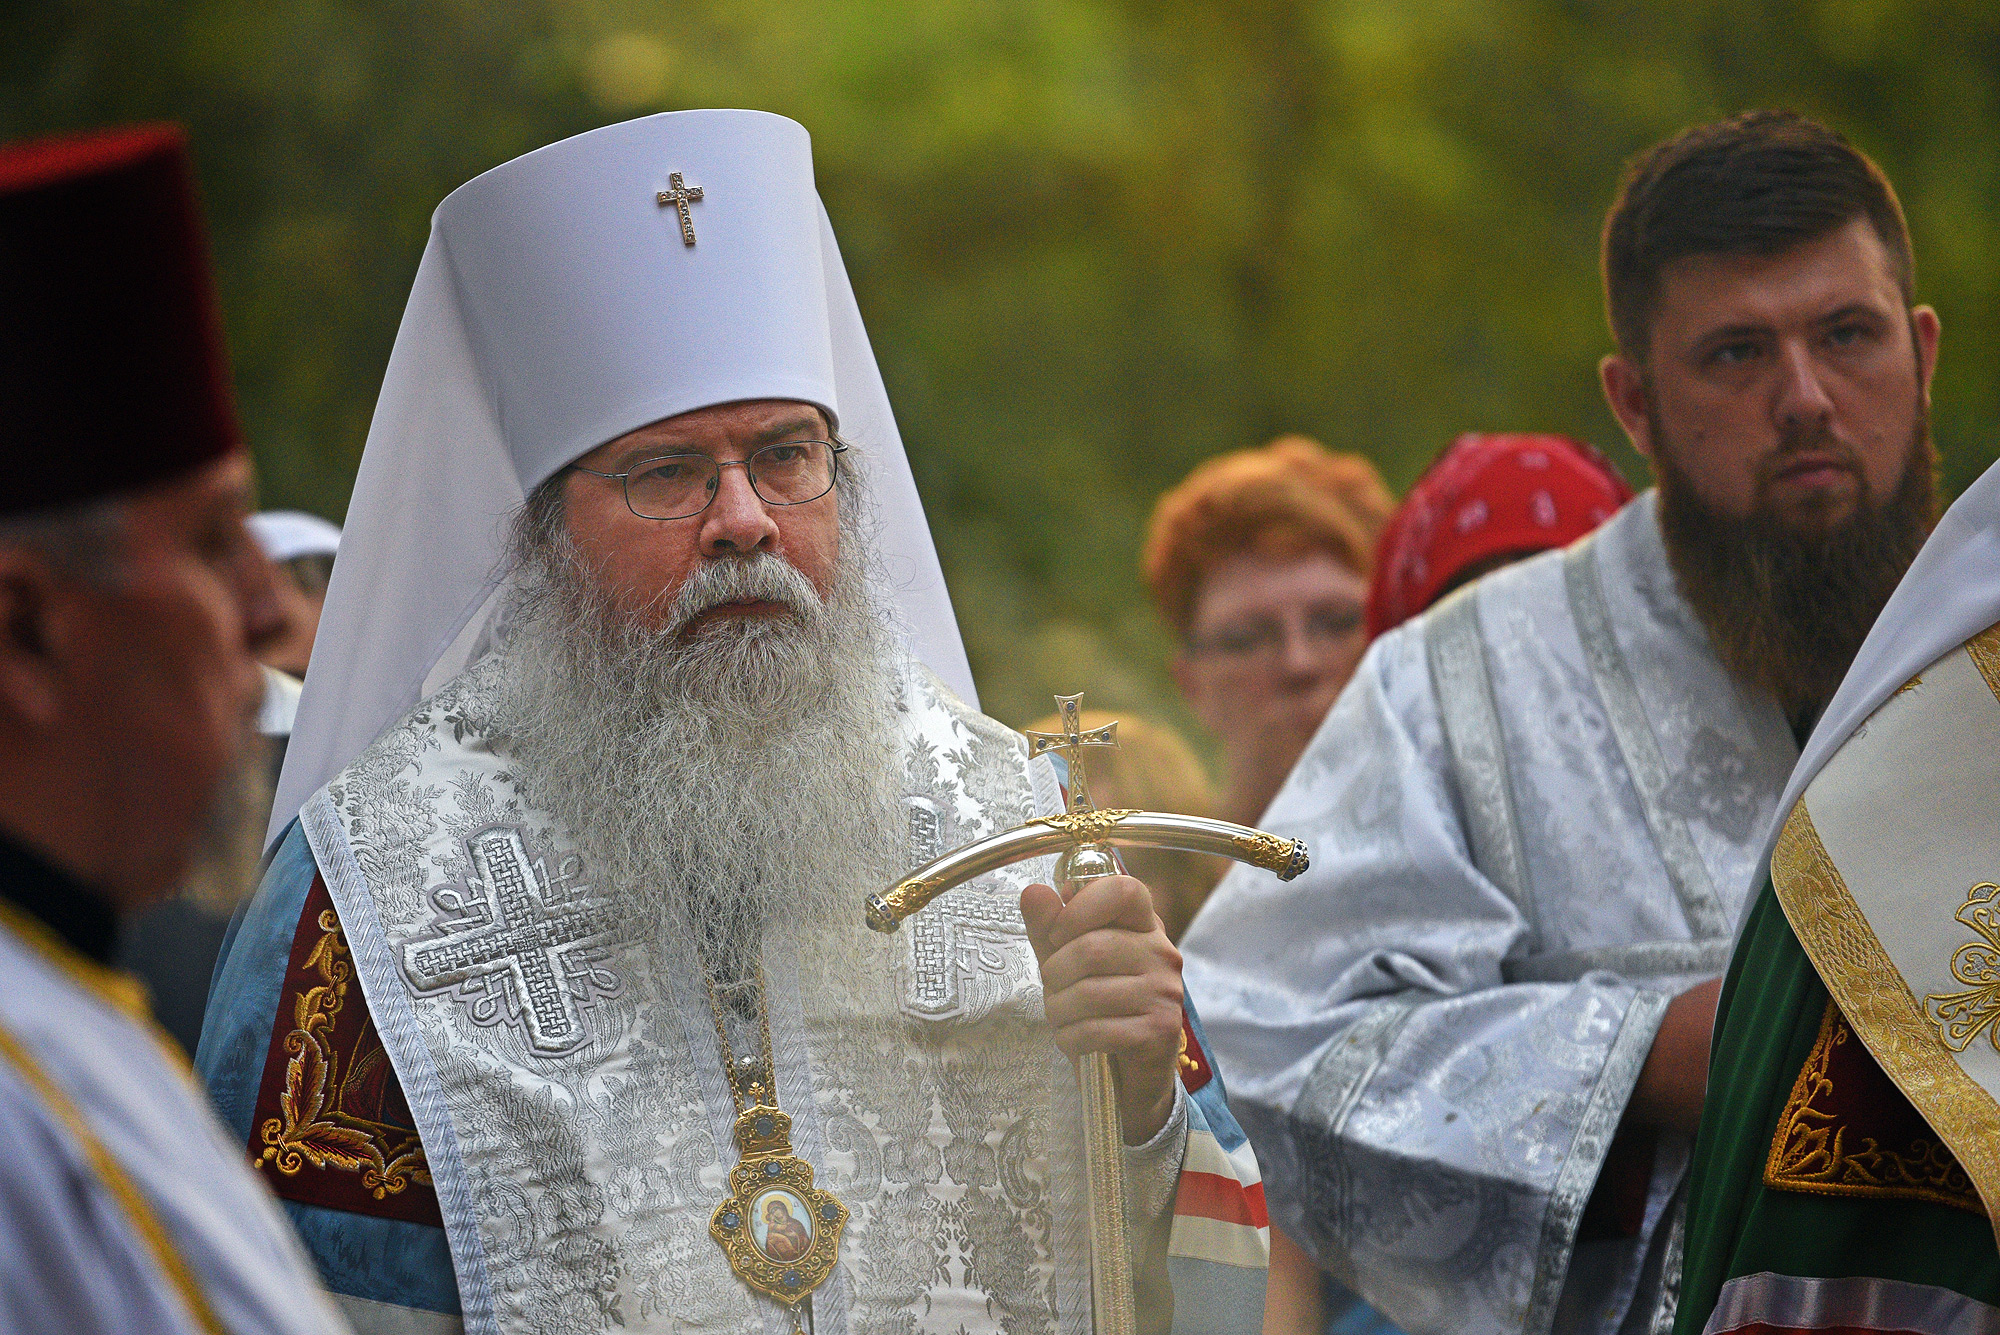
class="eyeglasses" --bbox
[1189,607,1365,662]
[568,440,848,521]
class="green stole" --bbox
[1675,880,2000,1335]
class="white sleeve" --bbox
[1121,1079,1188,1335]
[0,1060,205,1335]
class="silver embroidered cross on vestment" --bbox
[401,826,619,1054]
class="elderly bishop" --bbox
[199,111,1267,1335]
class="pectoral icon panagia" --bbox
[864,692,1310,1335]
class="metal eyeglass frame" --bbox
[567,440,848,520]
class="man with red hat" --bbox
[0,125,349,1333]
[1184,111,1940,1335]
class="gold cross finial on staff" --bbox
[1021,692,1137,1334]
[874,687,1311,1335]
[656,171,704,246]
[1024,693,1118,815]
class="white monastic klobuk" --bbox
[1746,460,2000,1242]
[269,109,974,845]
[1181,492,1801,1335]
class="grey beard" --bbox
[183,729,276,916]
[494,536,906,990]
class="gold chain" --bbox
[700,962,778,1113]
[700,959,817,1332]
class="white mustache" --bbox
[664,554,822,636]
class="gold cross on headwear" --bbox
[1024,694,1118,815]
[656,171,704,246]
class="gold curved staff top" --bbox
[864,807,1310,934]
[864,693,1309,1335]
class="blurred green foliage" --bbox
[7,0,1997,755]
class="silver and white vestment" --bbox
[301,652,1194,1335]
[1182,492,1798,1335]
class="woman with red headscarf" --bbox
[1366,432,1634,639]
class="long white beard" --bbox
[494,533,906,989]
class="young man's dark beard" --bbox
[1654,408,1938,728]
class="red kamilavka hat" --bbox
[0,124,240,515]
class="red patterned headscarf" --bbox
[1365,433,1633,639]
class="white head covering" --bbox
[271,109,974,841]
[247,510,342,563]
[256,665,303,738]
[1736,458,2000,934]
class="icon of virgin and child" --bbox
[753,1191,813,1264]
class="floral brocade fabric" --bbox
[247,873,442,1228]
[287,652,1161,1332]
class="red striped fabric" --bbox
[1174,1171,1268,1229]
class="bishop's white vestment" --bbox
[200,653,1269,1335]
[1181,491,1799,1335]
[1671,459,2000,1335]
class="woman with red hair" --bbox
[1145,435,1395,831]
[1157,431,1629,1335]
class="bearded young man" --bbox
[1180,110,1939,1335]
[198,111,1267,1335]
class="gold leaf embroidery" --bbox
[1770,802,2000,1229]
[1764,1000,1981,1213]
[1924,883,2000,1053]
[258,909,432,1199]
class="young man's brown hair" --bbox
[1602,109,1914,363]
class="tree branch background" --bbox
[7,0,1995,749]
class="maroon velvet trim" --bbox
[0,125,186,193]
[246,873,442,1228]
[1764,1000,1980,1215]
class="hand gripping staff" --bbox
[865,694,1309,1334]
